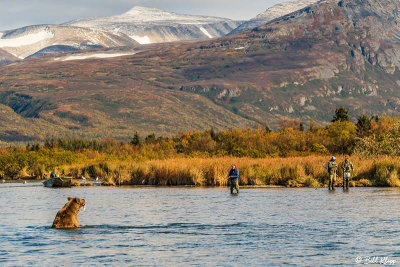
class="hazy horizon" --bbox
[0,0,289,31]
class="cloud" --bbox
[0,0,286,31]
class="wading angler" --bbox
[228,164,240,194]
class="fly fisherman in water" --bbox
[326,156,338,190]
[228,164,240,194]
[341,155,354,190]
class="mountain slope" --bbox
[0,0,400,142]
[175,0,400,120]
[0,25,138,59]
[230,0,319,35]
[0,48,18,65]
[68,6,241,44]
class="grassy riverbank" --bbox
[3,154,400,188]
[52,156,400,188]
[2,112,400,187]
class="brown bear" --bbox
[52,197,86,229]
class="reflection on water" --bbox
[1,184,400,266]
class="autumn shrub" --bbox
[356,179,373,187]
[387,171,400,187]
[311,143,328,153]
[372,162,398,186]
[81,164,107,179]
[63,167,82,178]
[304,177,321,188]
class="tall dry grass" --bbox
[54,155,400,187]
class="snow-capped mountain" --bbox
[0,25,137,59]
[229,0,320,34]
[68,6,241,44]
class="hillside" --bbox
[0,48,18,65]
[0,0,400,143]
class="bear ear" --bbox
[68,196,72,201]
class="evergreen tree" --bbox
[210,128,216,140]
[332,107,351,122]
[130,132,141,146]
[299,123,304,132]
[356,115,372,137]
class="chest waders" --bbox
[230,180,239,194]
[328,162,337,190]
[342,161,352,190]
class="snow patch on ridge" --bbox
[55,52,136,61]
[130,35,151,44]
[199,27,212,38]
[70,6,233,27]
[256,0,319,20]
[0,30,54,48]
[230,0,318,35]
[119,6,225,23]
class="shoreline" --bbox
[0,180,284,188]
[2,180,398,189]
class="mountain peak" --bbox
[121,6,176,18]
[118,6,231,22]
[68,5,240,45]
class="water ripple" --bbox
[0,187,399,266]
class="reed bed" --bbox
[56,155,400,187]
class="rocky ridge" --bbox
[229,0,319,34]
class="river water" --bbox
[0,184,399,266]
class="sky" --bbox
[0,0,288,31]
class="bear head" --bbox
[67,196,86,211]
